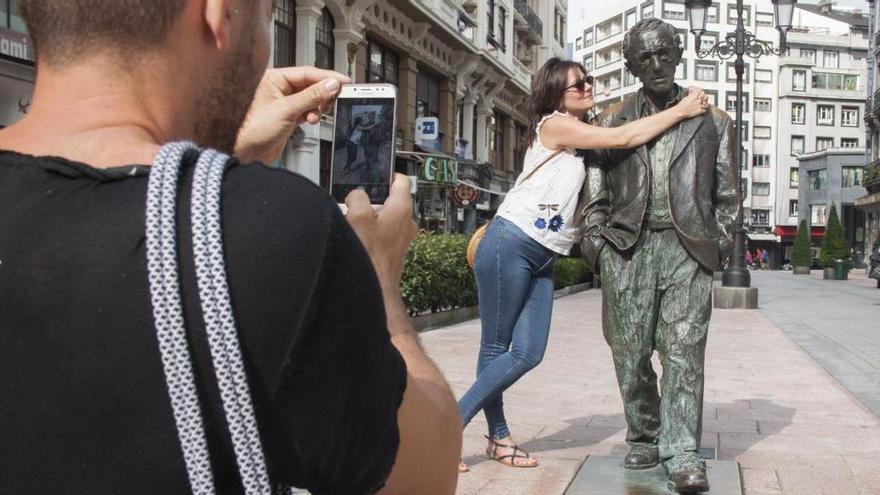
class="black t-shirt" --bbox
[0,151,406,494]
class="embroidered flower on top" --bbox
[548,214,565,232]
[534,217,547,230]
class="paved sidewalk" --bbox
[421,289,880,495]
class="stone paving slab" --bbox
[421,288,880,495]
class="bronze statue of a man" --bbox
[576,18,739,493]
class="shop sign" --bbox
[0,28,32,63]
[419,156,457,185]
[452,181,480,206]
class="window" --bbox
[583,28,594,47]
[841,138,859,148]
[809,169,827,190]
[675,59,687,79]
[707,3,719,23]
[704,90,718,106]
[727,4,750,25]
[841,106,859,127]
[753,182,770,196]
[754,98,771,112]
[790,168,799,188]
[273,0,296,68]
[695,61,718,81]
[490,111,506,169]
[697,32,718,52]
[753,154,771,167]
[812,73,859,91]
[583,54,593,70]
[789,199,799,216]
[315,8,335,70]
[498,6,508,51]
[676,28,688,49]
[642,1,654,19]
[663,0,686,20]
[842,166,865,187]
[0,0,25,33]
[755,69,772,83]
[791,135,805,155]
[624,70,637,87]
[817,105,834,126]
[756,12,774,27]
[741,178,749,199]
[823,50,839,68]
[792,70,806,91]
[457,13,476,41]
[741,121,749,141]
[626,9,637,29]
[725,92,749,113]
[367,39,399,85]
[576,37,582,50]
[754,126,771,139]
[416,69,441,119]
[801,48,816,64]
[792,103,805,124]
[488,0,498,46]
[751,209,770,226]
[726,63,750,83]
[816,137,834,151]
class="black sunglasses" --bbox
[565,75,594,92]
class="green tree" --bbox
[791,219,811,268]
[819,203,850,267]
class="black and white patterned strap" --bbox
[146,142,274,495]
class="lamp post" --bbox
[685,0,796,290]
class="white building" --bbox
[570,0,868,268]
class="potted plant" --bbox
[819,204,850,280]
[791,220,811,275]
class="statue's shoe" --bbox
[623,444,659,470]
[667,466,710,493]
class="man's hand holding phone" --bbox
[345,174,418,309]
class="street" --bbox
[422,270,880,494]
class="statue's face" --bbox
[628,28,682,96]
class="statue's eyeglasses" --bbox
[565,75,594,93]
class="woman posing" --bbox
[458,57,708,471]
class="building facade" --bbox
[570,0,869,268]
[0,2,35,129]
[860,0,880,255]
[273,0,567,233]
[797,148,868,265]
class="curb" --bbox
[413,282,593,332]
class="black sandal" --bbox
[484,435,538,468]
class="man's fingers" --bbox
[345,188,373,219]
[282,78,341,124]
[268,66,351,93]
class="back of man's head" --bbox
[19,0,185,66]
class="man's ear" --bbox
[204,0,231,50]
[674,45,685,64]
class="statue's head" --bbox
[623,18,684,97]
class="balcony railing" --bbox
[873,89,880,115]
[866,159,880,194]
[514,0,542,42]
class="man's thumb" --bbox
[285,78,341,121]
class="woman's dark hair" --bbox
[525,57,588,148]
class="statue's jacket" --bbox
[575,87,740,274]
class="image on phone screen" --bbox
[331,98,395,204]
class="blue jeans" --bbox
[458,216,557,439]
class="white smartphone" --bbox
[329,84,398,205]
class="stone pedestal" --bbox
[793,266,811,275]
[713,286,759,309]
[566,456,742,495]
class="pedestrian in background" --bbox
[869,242,880,288]
[457,57,708,472]
[745,250,753,269]
[0,1,460,493]
[762,249,770,270]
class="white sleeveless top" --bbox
[497,111,587,255]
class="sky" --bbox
[811,0,871,10]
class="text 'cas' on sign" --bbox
[419,155,458,185]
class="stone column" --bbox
[398,54,419,151]
[295,2,323,67]
[461,94,477,160]
[475,101,492,163]
[439,78,456,155]
[333,28,365,79]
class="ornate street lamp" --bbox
[685,0,797,295]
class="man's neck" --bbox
[0,55,197,168]
[643,89,676,114]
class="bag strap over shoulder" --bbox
[146,142,275,495]
[519,148,564,184]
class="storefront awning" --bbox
[747,233,778,242]
[774,225,826,238]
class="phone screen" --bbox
[331,97,395,204]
